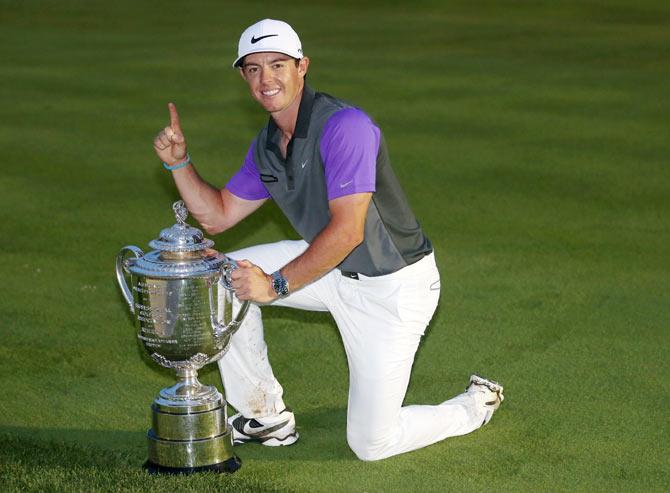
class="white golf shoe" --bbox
[229,408,299,446]
[466,374,505,425]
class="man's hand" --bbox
[231,260,277,303]
[153,103,188,166]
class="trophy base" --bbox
[146,386,240,473]
[143,455,241,475]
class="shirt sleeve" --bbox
[320,107,379,201]
[225,140,272,200]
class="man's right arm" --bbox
[172,166,266,234]
[153,102,267,234]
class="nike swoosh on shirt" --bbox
[301,160,308,168]
[251,34,278,44]
[340,180,353,188]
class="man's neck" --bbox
[271,84,304,142]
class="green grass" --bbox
[1,0,669,491]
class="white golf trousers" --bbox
[217,240,489,461]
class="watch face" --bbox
[272,275,289,297]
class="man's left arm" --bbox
[231,192,371,302]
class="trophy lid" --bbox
[123,200,227,279]
[148,201,214,252]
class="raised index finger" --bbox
[168,102,181,131]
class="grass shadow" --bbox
[0,427,296,491]
[0,426,145,462]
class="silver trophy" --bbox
[116,200,249,474]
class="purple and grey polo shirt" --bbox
[226,85,432,276]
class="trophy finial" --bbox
[173,200,188,226]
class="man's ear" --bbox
[239,67,246,80]
[299,57,310,78]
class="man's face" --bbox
[240,52,309,116]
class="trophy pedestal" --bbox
[144,370,240,475]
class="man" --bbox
[153,19,504,461]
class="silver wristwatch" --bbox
[270,270,289,298]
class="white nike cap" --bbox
[233,19,303,68]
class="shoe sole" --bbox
[468,375,505,426]
[233,431,299,447]
[469,374,504,398]
[469,374,505,411]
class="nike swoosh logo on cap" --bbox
[251,34,279,44]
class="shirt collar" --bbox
[266,84,316,148]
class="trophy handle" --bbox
[210,259,250,341]
[115,245,144,314]
[220,258,237,291]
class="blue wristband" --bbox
[163,153,191,171]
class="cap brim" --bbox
[232,49,302,68]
